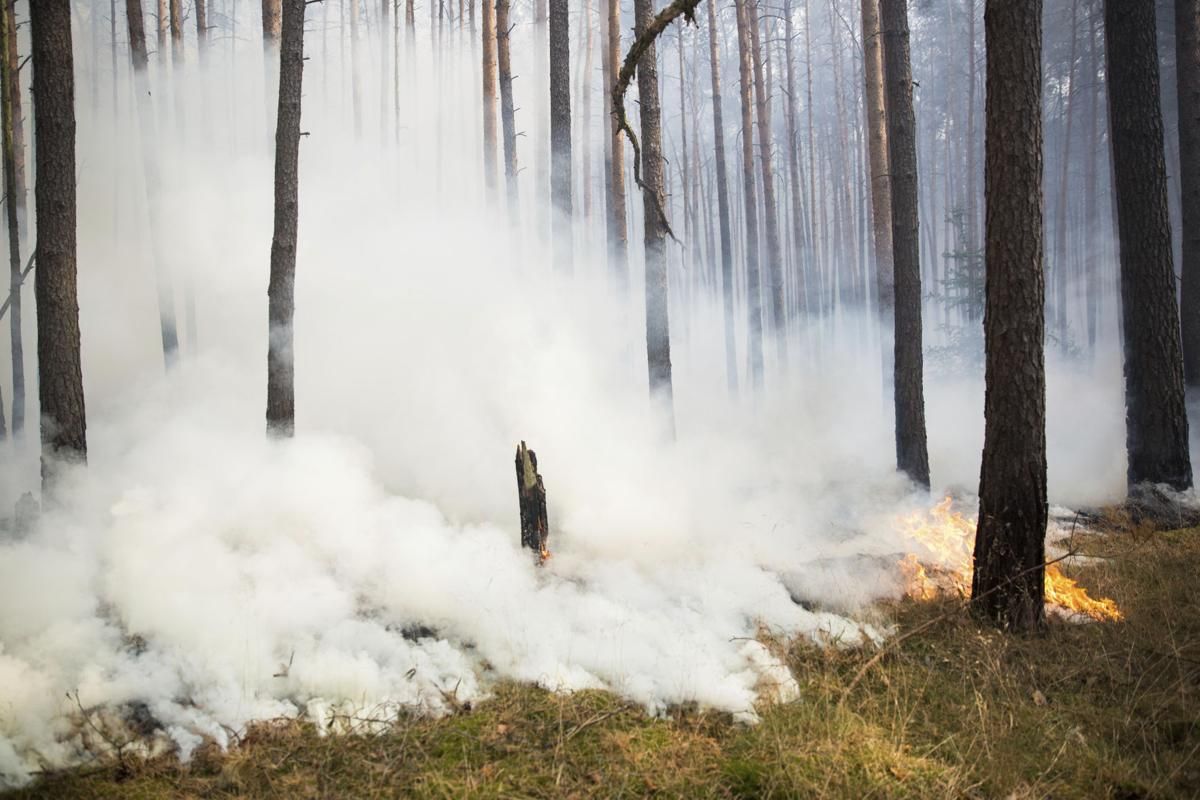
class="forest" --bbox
[0,0,1198,796]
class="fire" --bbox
[898,497,1122,621]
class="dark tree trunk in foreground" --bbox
[266,0,306,436]
[2,0,23,435]
[880,0,930,488]
[31,0,87,482]
[515,441,549,563]
[1179,0,1200,386]
[735,0,763,388]
[707,0,737,392]
[1105,0,1193,489]
[972,0,1047,633]
[634,0,674,431]
[481,0,498,200]
[497,0,520,224]
[549,0,573,271]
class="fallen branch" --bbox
[611,0,703,242]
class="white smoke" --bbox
[0,5,1140,786]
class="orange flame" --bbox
[899,497,1122,621]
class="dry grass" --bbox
[11,523,1200,799]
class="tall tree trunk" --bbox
[735,0,764,387]
[972,0,1047,633]
[267,0,307,436]
[604,0,627,280]
[169,0,182,63]
[1105,0,1193,489]
[708,0,737,391]
[747,0,785,359]
[196,0,208,52]
[31,0,87,483]
[1085,0,1101,352]
[157,0,168,56]
[127,0,180,366]
[1178,0,1200,385]
[784,0,807,320]
[5,0,24,220]
[262,0,281,42]
[965,0,979,268]
[482,0,499,199]
[880,0,930,488]
[862,0,892,314]
[549,0,573,270]
[497,0,520,224]
[634,0,675,430]
[1,0,22,435]
[1052,0,1079,348]
[349,0,362,137]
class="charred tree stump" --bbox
[515,441,549,563]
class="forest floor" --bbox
[11,513,1200,799]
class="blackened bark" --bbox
[707,0,737,392]
[549,0,573,270]
[482,0,498,199]
[634,0,674,429]
[972,0,1047,633]
[1178,0,1200,385]
[2,0,22,435]
[515,441,549,562]
[880,0,929,488]
[31,0,87,481]
[497,0,520,224]
[1106,0,1193,489]
[266,0,306,437]
[735,0,763,388]
[747,0,785,359]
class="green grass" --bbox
[11,523,1200,799]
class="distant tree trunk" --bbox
[497,0,520,224]
[580,0,594,231]
[263,0,282,42]
[549,0,573,270]
[1052,0,1079,348]
[783,0,807,321]
[535,0,549,240]
[633,0,675,430]
[707,0,737,391]
[169,0,182,62]
[349,0,362,137]
[861,0,892,315]
[964,0,979,272]
[407,0,415,41]
[4,0,24,220]
[1,0,22,435]
[196,0,208,51]
[747,0,785,359]
[880,0,930,488]
[482,0,499,199]
[1085,0,1101,352]
[1105,0,1193,489]
[266,0,306,437]
[31,0,87,482]
[127,0,180,367]
[604,0,627,279]
[972,0,1047,633]
[1179,0,1200,386]
[157,0,168,56]
[735,0,763,387]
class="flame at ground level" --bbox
[898,498,1122,621]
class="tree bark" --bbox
[1105,0,1192,489]
[784,0,807,320]
[196,0,208,51]
[4,0,24,220]
[497,0,520,224]
[861,0,892,313]
[263,0,282,43]
[880,0,930,488]
[31,0,88,483]
[2,0,22,435]
[549,0,573,270]
[1178,0,1200,386]
[1052,0,1079,348]
[735,0,763,387]
[633,0,675,429]
[515,441,549,562]
[266,0,306,437]
[748,0,785,359]
[482,0,499,200]
[604,0,627,280]
[972,0,1047,633]
[707,0,738,391]
[169,0,182,63]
